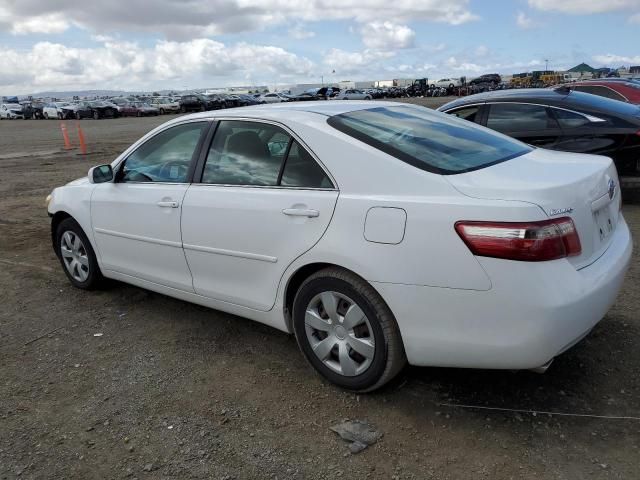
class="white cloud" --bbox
[323,48,395,75]
[528,0,640,14]
[593,53,640,64]
[288,24,315,40]
[0,0,478,38]
[630,12,640,22]
[359,21,415,50]
[0,39,315,93]
[516,11,538,28]
[474,45,489,57]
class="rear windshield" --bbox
[570,90,640,116]
[327,106,531,174]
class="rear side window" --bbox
[552,108,590,128]
[202,120,333,188]
[327,106,531,174]
[486,104,555,131]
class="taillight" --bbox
[455,217,581,262]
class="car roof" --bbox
[169,100,427,123]
[438,88,640,119]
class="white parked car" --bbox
[433,78,463,89]
[260,93,288,104]
[0,103,25,119]
[335,89,372,100]
[150,97,181,114]
[42,102,71,119]
[46,101,632,391]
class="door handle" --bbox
[157,200,179,208]
[282,208,319,218]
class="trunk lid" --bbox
[446,148,621,269]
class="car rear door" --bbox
[549,106,624,156]
[484,102,562,148]
[181,119,338,312]
[91,120,210,291]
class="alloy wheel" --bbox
[60,231,90,282]
[304,291,375,377]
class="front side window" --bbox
[449,106,480,123]
[327,106,531,174]
[119,122,206,183]
[486,104,555,132]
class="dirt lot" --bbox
[1,99,639,479]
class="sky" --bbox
[0,0,638,94]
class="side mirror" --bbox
[88,164,113,184]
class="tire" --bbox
[93,110,100,120]
[181,106,186,113]
[55,217,104,290]
[57,112,63,120]
[75,112,81,120]
[159,108,165,115]
[292,267,406,392]
[137,111,141,117]
[44,112,49,119]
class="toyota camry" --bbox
[46,101,632,392]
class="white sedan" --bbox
[46,101,632,391]
[260,93,288,103]
[433,78,463,89]
[335,89,372,100]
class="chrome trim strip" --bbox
[183,243,277,263]
[94,228,182,248]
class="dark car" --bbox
[179,94,222,112]
[438,87,640,176]
[237,94,264,106]
[565,79,640,105]
[469,73,502,87]
[87,101,119,119]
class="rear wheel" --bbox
[293,268,406,392]
[55,218,104,290]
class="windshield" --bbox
[327,106,532,174]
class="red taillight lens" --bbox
[455,217,581,262]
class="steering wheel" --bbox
[158,161,188,181]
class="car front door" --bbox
[91,120,209,291]
[484,102,561,148]
[181,119,338,311]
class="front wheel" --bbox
[292,268,406,392]
[55,218,104,290]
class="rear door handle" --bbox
[157,201,179,208]
[282,208,319,218]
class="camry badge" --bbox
[549,207,574,216]
[608,179,616,200]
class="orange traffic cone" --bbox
[60,122,73,150]
[76,121,88,155]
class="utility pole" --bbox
[545,59,549,71]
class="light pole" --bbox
[545,59,549,71]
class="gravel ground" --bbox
[1,99,639,479]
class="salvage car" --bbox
[0,103,25,119]
[335,89,372,100]
[260,92,288,103]
[433,78,463,89]
[42,102,71,119]
[438,88,640,175]
[46,101,632,392]
[565,79,640,105]
[150,97,180,114]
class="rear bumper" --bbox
[373,217,632,369]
